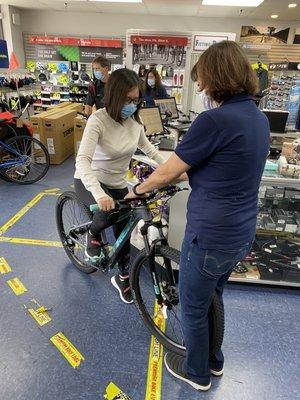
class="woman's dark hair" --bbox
[191,41,259,103]
[104,68,143,124]
[145,69,163,97]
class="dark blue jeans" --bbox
[179,234,250,386]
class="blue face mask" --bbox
[94,70,104,81]
[121,103,137,119]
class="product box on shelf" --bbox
[74,115,87,155]
[42,109,77,164]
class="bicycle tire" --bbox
[1,135,50,184]
[56,191,97,274]
[130,244,224,357]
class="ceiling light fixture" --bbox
[202,0,264,6]
[288,3,298,8]
[89,0,142,3]
[271,14,279,18]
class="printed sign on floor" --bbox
[104,382,132,400]
[0,257,11,274]
[28,306,52,326]
[50,332,85,368]
[7,277,27,295]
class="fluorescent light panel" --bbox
[202,0,264,6]
[90,0,142,3]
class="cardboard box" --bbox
[42,109,77,164]
[30,108,61,137]
[73,115,87,155]
[47,102,71,111]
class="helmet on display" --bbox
[79,72,90,82]
[26,60,36,73]
[36,61,46,71]
[58,62,69,73]
[52,92,61,100]
[58,74,69,85]
[38,72,48,83]
[71,72,79,81]
[48,63,58,73]
[70,86,79,94]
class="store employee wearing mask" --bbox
[126,41,269,391]
[85,56,110,116]
[144,69,169,107]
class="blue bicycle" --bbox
[0,135,50,184]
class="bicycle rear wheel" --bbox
[130,245,224,357]
[1,135,49,184]
[56,191,97,274]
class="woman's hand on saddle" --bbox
[97,196,115,212]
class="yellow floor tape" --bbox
[50,332,85,369]
[104,382,132,400]
[0,192,44,236]
[145,303,166,400]
[28,306,52,326]
[7,277,27,296]
[0,257,12,274]
[0,236,62,247]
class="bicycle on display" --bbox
[0,135,50,184]
[56,185,224,356]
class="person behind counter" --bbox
[143,69,169,107]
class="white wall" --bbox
[20,9,299,42]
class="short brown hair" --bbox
[191,41,259,103]
[104,68,143,124]
[92,55,111,70]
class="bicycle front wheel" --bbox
[1,135,50,184]
[130,245,224,357]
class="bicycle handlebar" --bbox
[89,185,186,213]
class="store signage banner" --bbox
[35,45,65,61]
[240,26,290,45]
[0,40,9,68]
[193,35,230,51]
[29,36,122,48]
[131,35,188,46]
[79,47,123,63]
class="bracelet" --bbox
[133,183,144,197]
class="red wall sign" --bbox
[131,35,188,46]
[29,36,122,48]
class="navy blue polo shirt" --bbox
[175,93,270,250]
[144,86,169,107]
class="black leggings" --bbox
[74,178,131,276]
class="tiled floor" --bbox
[0,157,299,400]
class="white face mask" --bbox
[197,90,219,110]
[148,78,155,88]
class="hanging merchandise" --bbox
[79,71,90,83]
[58,62,69,73]
[48,63,58,73]
[252,60,269,95]
[71,72,79,82]
[26,60,36,73]
[286,79,300,131]
[58,74,69,85]
[38,72,48,83]
[71,61,78,71]
[36,61,47,71]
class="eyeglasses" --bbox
[125,97,142,106]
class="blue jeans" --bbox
[179,234,250,385]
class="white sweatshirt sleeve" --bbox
[137,127,166,165]
[75,114,107,201]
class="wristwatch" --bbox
[133,183,145,197]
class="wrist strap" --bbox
[133,183,144,196]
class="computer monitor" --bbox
[263,110,289,133]
[139,107,164,136]
[154,97,179,119]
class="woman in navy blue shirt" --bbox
[126,41,270,392]
[143,69,169,107]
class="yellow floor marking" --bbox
[7,277,27,296]
[28,306,52,326]
[104,382,132,399]
[50,332,85,369]
[0,236,62,247]
[0,257,12,274]
[43,188,61,193]
[145,303,166,400]
[0,192,44,236]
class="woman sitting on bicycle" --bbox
[74,68,165,304]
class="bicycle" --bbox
[0,135,50,184]
[56,185,224,356]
